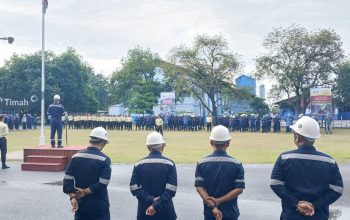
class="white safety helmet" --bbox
[54,94,60,101]
[146,132,165,146]
[290,116,320,139]
[90,127,109,143]
[209,125,231,142]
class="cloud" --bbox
[1,0,349,80]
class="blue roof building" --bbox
[235,74,256,95]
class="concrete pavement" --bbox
[0,163,349,220]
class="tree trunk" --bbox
[209,94,217,125]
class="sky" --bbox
[1,0,350,92]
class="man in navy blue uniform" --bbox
[195,125,245,220]
[270,116,343,220]
[47,94,65,148]
[130,132,177,220]
[63,127,111,220]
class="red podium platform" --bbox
[22,145,86,172]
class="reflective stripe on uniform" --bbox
[64,174,74,180]
[195,177,205,181]
[130,184,142,191]
[329,184,343,194]
[99,177,110,185]
[235,179,245,183]
[166,183,177,192]
[270,179,285,186]
[198,157,241,165]
[135,158,174,167]
[281,153,335,164]
[72,153,106,161]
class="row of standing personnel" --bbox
[63,116,343,220]
[65,114,283,133]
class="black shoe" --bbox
[2,165,10,169]
[51,144,56,148]
[57,145,63,148]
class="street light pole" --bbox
[0,37,14,44]
[39,0,46,146]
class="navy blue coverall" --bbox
[270,145,343,220]
[130,151,177,220]
[63,147,112,220]
[47,103,65,146]
[195,150,245,220]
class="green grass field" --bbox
[7,128,350,163]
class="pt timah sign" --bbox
[0,95,39,106]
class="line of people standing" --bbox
[63,116,343,220]
[2,113,38,130]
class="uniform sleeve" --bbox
[270,156,299,208]
[153,163,177,212]
[61,106,65,115]
[47,106,51,115]
[313,162,343,209]
[129,164,154,205]
[234,164,245,189]
[63,159,76,194]
[89,157,112,193]
[195,162,205,187]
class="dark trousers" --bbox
[207,123,212,132]
[75,209,110,220]
[50,119,63,146]
[0,137,7,166]
[156,126,163,135]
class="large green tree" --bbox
[0,49,106,114]
[256,25,344,114]
[166,35,240,122]
[334,61,350,111]
[110,47,166,114]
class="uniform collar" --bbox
[213,150,227,156]
[298,145,316,151]
[87,146,100,151]
[149,151,162,156]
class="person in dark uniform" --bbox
[63,127,111,220]
[273,113,281,132]
[0,115,10,169]
[130,132,177,220]
[47,94,65,148]
[270,116,343,220]
[14,114,20,130]
[195,125,245,220]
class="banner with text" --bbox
[160,92,175,114]
[310,88,332,115]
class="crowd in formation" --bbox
[63,116,343,220]
[2,113,38,130]
[65,113,284,133]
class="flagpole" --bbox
[39,0,46,146]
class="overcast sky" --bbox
[1,0,349,83]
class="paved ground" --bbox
[0,163,349,220]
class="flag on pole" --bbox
[43,0,48,14]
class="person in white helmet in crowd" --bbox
[47,94,65,148]
[129,132,177,220]
[195,125,245,220]
[63,127,111,220]
[270,116,343,220]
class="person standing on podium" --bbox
[47,94,65,148]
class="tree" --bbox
[0,49,107,114]
[110,47,165,114]
[334,61,350,111]
[250,97,270,115]
[256,25,344,114]
[166,35,240,123]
